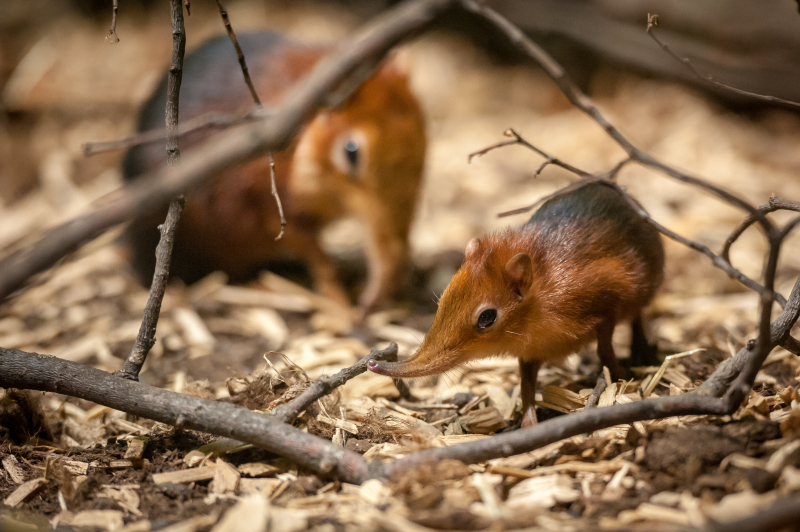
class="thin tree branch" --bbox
[459,0,772,232]
[215,0,261,107]
[721,196,800,262]
[212,0,290,241]
[468,128,592,178]
[646,14,800,111]
[273,343,399,424]
[0,349,372,484]
[116,0,187,382]
[698,273,800,397]
[268,152,285,241]
[583,374,607,409]
[486,129,786,307]
[83,110,263,157]
[106,0,120,44]
[116,197,184,380]
[0,0,457,303]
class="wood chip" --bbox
[212,285,312,312]
[242,308,289,350]
[183,450,207,467]
[376,398,425,419]
[210,459,240,495]
[210,494,270,532]
[239,478,282,497]
[459,405,507,434]
[61,459,89,476]
[3,477,48,507]
[112,418,151,435]
[2,455,26,484]
[541,385,585,411]
[237,463,280,477]
[124,436,149,461]
[173,307,215,349]
[489,459,635,478]
[507,474,580,508]
[315,414,359,435]
[159,513,220,532]
[152,466,216,485]
[69,510,125,530]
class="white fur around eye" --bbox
[331,129,368,178]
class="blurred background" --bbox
[1,0,800,385]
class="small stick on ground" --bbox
[106,0,120,43]
[0,349,371,484]
[116,0,187,381]
[583,374,607,409]
[646,14,800,110]
[274,344,399,424]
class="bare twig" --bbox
[646,14,800,110]
[460,0,771,231]
[214,0,289,242]
[83,109,263,156]
[0,0,457,302]
[183,0,191,16]
[0,349,372,484]
[583,374,607,409]
[117,197,184,380]
[215,0,261,106]
[615,184,789,308]
[268,152,286,240]
[721,196,800,262]
[273,343,399,424]
[117,0,186,381]
[490,134,786,308]
[164,0,186,168]
[106,0,120,43]
[468,128,591,178]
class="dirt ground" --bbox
[1,1,799,531]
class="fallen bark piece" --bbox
[108,460,135,469]
[153,466,216,485]
[238,463,280,477]
[211,493,270,532]
[2,455,26,484]
[3,477,47,507]
[315,414,359,435]
[69,510,125,530]
[159,513,220,532]
[506,474,580,508]
[620,502,691,526]
[459,406,507,434]
[239,478,282,497]
[210,459,240,494]
[124,436,149,461]
[62,459,90,476]
[182,450,207,467]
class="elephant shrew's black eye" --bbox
[476,308,497,329]
[344,139,359,168]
